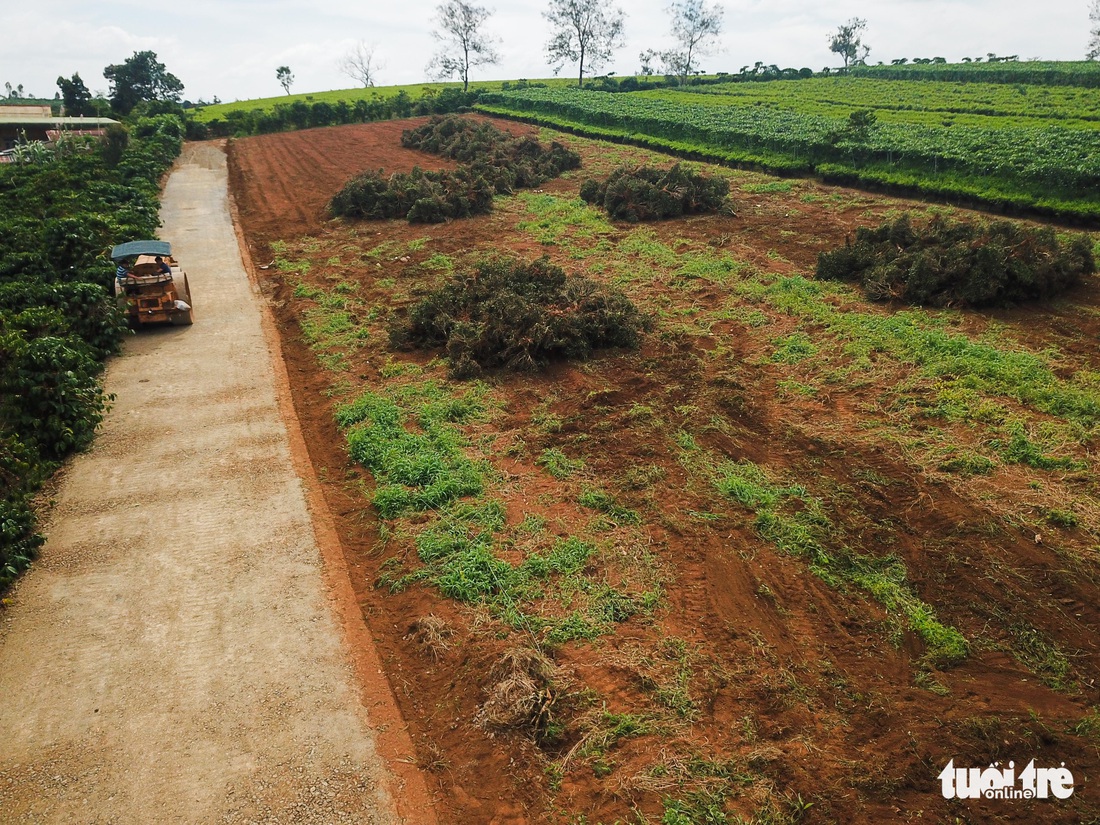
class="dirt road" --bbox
[0,143,428,823]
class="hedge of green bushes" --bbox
[0,114,183,591]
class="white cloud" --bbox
[0,0,1091,102]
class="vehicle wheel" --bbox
[171,273,195,326]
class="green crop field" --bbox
[477,70,1100,222]
[187,78,576,124]
[851,60,1100,87]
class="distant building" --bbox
[0,105,119,150]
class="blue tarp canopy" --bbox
[110,240,171,261]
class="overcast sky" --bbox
[2,1,1093,103]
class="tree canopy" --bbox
[56,73,93,117]
[829,18,870,71]
[1089,0,1100,60]
[339,42,384,88]
[544,0,626,87]
[276,66,294,95]
[103,51,184,116]
[664,0,723,83]
[428,1,501,92]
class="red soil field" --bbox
[227,117,1100,824]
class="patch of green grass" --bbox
[770,332,818,364]
[937,451,997,477]
[712,459,968,670]
[537,447,585,479]
[1044,508,1080,528]
[741,180,794,194]
[578,488,642,526]
[421,253,454,273]
[516,193,614,246]
[342,380,663,643]
[989,420,1085,470]
[337,382,489,518]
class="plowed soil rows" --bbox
[226,117,1100,824]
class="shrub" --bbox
[579,163,730,222]
[816,214,1095,307]
[0,332,111,460]
[390,256,650,377]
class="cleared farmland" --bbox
[228,114,1100,824]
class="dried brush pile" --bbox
[580,163,730,222]
[329,166,493,223]
[816,214,1095,307]
[390,256,650,378]
[402,115,581,193]
[479,647,560,735]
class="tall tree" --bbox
[828,18,870,71]
[544,0,626,87]
[427,1,500,92]
[339,41,384,88]
[103,51,183,115]
[276,66,294,95]
[1089,0,1100,60]
[56,73,93,116]
[664,0,723,84]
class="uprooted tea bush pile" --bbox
[579,163,730,222]
[329,115,580,224]
[390,256,650,377]
[401,115,580,193]
[328,166,494,223]
[816,214,1095,307]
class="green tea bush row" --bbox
[816,215,1095,307]
[189,86,482,139]
[579,163,729,221]
[390,256,649,377]
[0,113,182,590]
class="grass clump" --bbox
[579,163,730,222]
[390,255,650,378]
[715,460,969,670]
[336,382,487,517]
[536,447,585,479]
[817,214,1094,307]
[578,488,642,526]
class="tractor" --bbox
[110,240,194,327]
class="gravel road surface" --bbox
[0,143,417,824]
